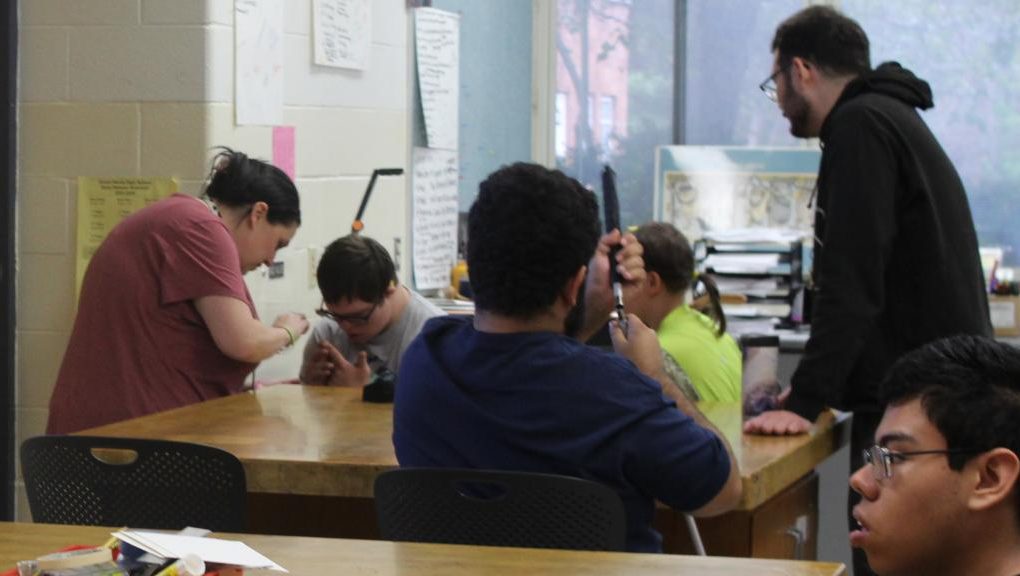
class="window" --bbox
[555,0,675,227]
[555,92,568,159]
[599,95,615,159]
[683,0,1020,263]
[842,0,1020,264]
[683,0,804,146]
[552,0,1020,262]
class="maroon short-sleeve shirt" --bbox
[47,195,257,434]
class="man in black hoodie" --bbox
[743,6,991,575]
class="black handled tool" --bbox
[601,165,628,335]
[352,168,404,234]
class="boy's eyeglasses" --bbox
[862,445,980,480]
[316,301,379,326]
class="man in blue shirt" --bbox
[394,163,741,552]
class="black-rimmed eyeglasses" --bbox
[316,301,379,326]
[861,445,980,480]
[759,65,790,102]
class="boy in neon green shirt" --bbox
[629,223,741,402]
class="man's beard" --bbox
[784,86,812,138]
[563,281,586,338]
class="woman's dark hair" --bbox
[634,222,726,336]
[203,147,301,225]
[317,235,396,304]
[772,5,870,76]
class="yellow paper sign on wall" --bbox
[75,177,178,298]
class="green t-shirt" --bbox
[657,305,742,402]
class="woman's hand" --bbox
[196,296,310,363]
[272,312,310,347]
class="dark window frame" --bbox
[1,0,16,520]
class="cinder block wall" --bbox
[15,0,411,519]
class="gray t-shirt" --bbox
[301,288,444,381]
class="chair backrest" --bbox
[374,468,626,551]
[20,435,247,532]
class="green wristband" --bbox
[282,326,296,347]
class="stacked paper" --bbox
[703,253,785,275]
[113,530,287,572]
[703,227,805,244]
[713,277,785,299]
[722,302,792,318]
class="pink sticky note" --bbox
[273,126,296,180]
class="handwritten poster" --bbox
[415,8,459,151]
[75,177,178,298]
[313,0,371,70]
[235,0,284,126]
[412,147,459,290]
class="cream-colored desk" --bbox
[0,522,847,576]
[82,385,849,559]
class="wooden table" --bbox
[83,385,850,558]
[1,522,846,576]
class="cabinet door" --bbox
[751,472,819,560]
[655,472,818,559]
[655,506,751,557]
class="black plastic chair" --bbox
[374,468,627,551]
[20,435,247,532]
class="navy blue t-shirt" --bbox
[394,316,731,552]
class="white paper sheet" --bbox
[703,227,806,244]
[235,0,285,126]
[313,0,371,70]
[114,530,287,572]
[703,253,781,274]
[415,8,459,151]
[412,147,459,291]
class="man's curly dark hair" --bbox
[467,163,600,318]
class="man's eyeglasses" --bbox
[759,65,790,102]
[862,445,980,480]
[316,301,379,326]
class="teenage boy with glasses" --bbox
[849,335,1020,576]
[300,235,443,387]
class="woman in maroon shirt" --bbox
[47,148,310,433]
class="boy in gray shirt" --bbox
[300,235,443,387]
